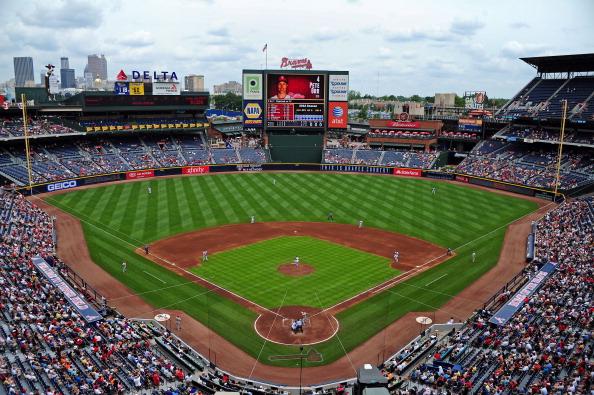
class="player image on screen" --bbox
[267,74,324,102]
[269,76,305,100]
[266,73,325,128]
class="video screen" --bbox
[266,73,325,128]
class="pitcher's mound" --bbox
[278,263,314,276]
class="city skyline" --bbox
[1,0,593,98]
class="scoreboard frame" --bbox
[242,69,349,132]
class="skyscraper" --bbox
[13,57,35,87]
[60,57,76,89]
[87,54,108,81]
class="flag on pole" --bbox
[262,43,267,52]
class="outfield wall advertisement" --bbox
[394,168,422,177]
[182,166,210,174]
[126,170,155,180]
[22,164,563,200]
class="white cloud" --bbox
[117,30,155,47]
[0,0,593,98]
[500,41,548,58]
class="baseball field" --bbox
[43,172,539,369]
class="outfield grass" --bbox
[45,172,539,366]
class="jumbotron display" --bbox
[266,73,325,128]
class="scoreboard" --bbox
[242,69,349,130]
[266,73,325,128]
[458,118,483,133]
[267,102,324,127]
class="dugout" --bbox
[353,364,389,395]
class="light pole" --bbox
[299,346,304,395]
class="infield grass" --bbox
[190,235,398,308]
[44,172,539,366]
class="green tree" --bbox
[358,106,369,120]
[348,90,362,100]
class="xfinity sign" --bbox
[47,180,77,192]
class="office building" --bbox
[213,81,241,95]
[87,54,108,81]
[14,57,35,87]
[185,74,205,91]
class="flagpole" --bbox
[266,46,268,70]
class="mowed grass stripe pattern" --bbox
[46,173,539,366]
[190,236,398,309]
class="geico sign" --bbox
[47,180,77,191]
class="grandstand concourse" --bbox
[0,54,592,394]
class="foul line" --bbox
[426,274,447,287]
[143,270,166,284]
[37,196,286,320]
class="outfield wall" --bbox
[12,163,560,200]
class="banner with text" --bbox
[328,102,348,128]
[489,261,557,325]
[32,256,103,323]
[182,166,210,175]
[153,82,181,95]
[394,168,422,177]
[387,121,421,128]
[126,170,155,180]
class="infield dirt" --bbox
[32,176,556,385]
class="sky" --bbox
[1,0,593,99]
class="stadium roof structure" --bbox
[521,53,594,74]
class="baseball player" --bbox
[472,251,476,263]
[122,260,127,273]
[394,251,399,262]
[202,250,208,261]
[176,315,181,330]
[251,215,255,224]
[293,256,299,267]
[359,220,363,229]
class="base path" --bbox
[31,175,557,386]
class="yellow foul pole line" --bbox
[21,94,33,193]
[553,99,567,201]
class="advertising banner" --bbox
[328,74,349,101]
[387,121,421,128]
[114,82,129,95]
[182,166,210,175]
[328,102,348,128]
[319,164,392,174]
[243,101,264,127]
[243,73,263,100]
[153,82,181,95]
[129,82,144,95]
[394,168,422,177]
[489,261,557,325]
[32,256,102,323]
[126,170,155,179]
[47,180,78,192]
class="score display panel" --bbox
[266,73,325,128]
[84,95,208,107]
